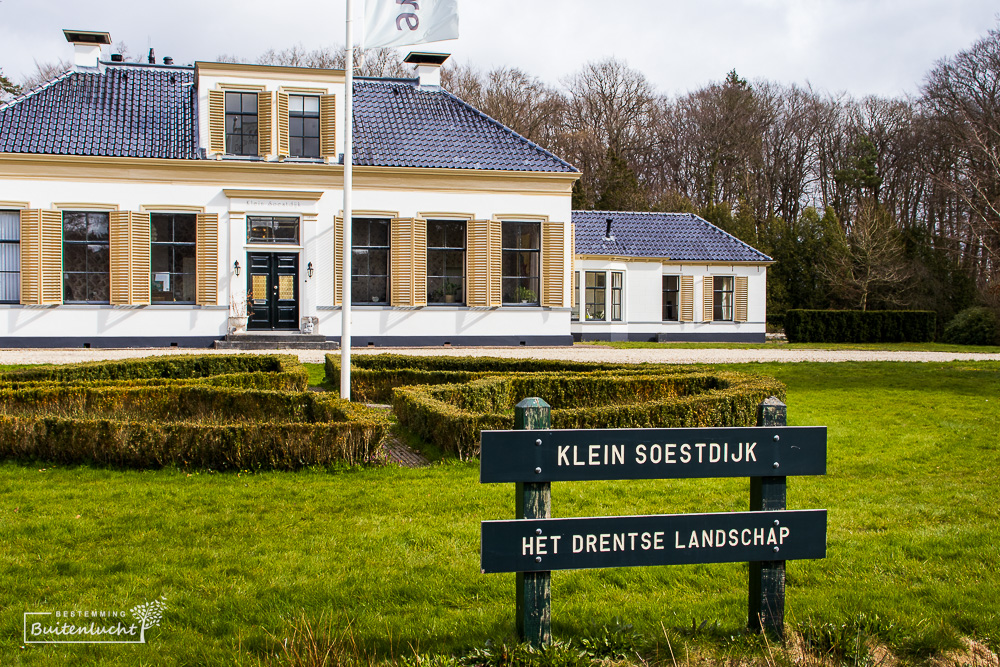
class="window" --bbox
[714,276,734,321]
[225,92,258,156]
[571,271,580,321]
[611,271,623,321]
[662,275,679,321]
[248,216,299,244]
[151,213,196,303]
[352,218,389,304]
[289,95,320,158]
[501,221,539,304]
[63,211,110,303]
[0,210,19,303]
[426,220,465,304]
[585,271,606,321]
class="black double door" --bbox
[247,253,298,330]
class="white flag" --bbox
[364,0,459,49]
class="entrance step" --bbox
[214,333,339,350]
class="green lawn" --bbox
[1,361,998,665]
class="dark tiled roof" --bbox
[353,79,576,172]
[0,64,198,159]
[573,210,772,263]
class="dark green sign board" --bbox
[480,426,827,483]
[481,509,827,573]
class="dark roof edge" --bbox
[100,60,195,71]
[437,87,579,173]
[0,69,74,112]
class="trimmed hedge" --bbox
[942,307,1000,346]
[393,370,785,459]
[325,354,649,403]
[0,355,388,469]
[784,309,936,343]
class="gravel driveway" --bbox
[1,345,998,366]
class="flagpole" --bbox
[340,0,354,400]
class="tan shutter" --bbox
[257,91,273,157]
[735,275,748,322]
[333,216,343,306]
[679,275,694,322]
[488,220,501,306]
[19,209,63,305]
[389,218,427,307]
[208,89,226,155]
[109,211,131,305]
[196,213,218,306]
[703,276,715,322]
[321,94,337,158]
[131,212,151,304]
[541,221,565,307]
[466,219,491,307]
[276,92,290,157]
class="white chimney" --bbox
[63,30,112,70]
[403,52,450,88]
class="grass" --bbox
[1,361,999,665]
[577,339,1000,353]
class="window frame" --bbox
[501,220,540,305]
[288,94,321,159]
[662,274,680,322]
[610,271,623,322]
[150,212,197,304]
[570,271,580,321]
[584,270,606,321]
[225,91,259,157]
[426,219,466,305]
[247,215,300,245]
[713,275,735,321]
[62,210,111,304]
[0,210,20,304]
[351,217,390,305]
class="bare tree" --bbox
[19,59,71,91]
[218,44,409,78]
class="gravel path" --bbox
[0,345,998,365]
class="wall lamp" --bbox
[233,260,241,276]
[307,262,314,278]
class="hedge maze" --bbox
[327,355,786,459]
[0,355,390,470]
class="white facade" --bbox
[571,259,769,343]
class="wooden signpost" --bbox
[480,396,827,645]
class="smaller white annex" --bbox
[571,211,772,343]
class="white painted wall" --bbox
[571,258,768,341]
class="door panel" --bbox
[247,252,298,330]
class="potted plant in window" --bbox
[229,290,252,334]
[443,281,460,303]
[515,286,537,304]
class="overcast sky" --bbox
[1,0,997,98]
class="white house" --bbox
[0,30,578,347]
[571,211,771,342]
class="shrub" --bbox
[0,355,388,469]
[942,307,1000,346]
[393,370,785,458]
[784,310,936,343]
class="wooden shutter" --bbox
[320,94,337,158]
[679,275,694,322]
[276,92,290,157]
[467,219,501,307]
[541,221,565,307]
[333,216,343,306]
[735,275,748,322]
[257,91,273,157]
[196,213,218,306]
[208,89,226,154]
[390,218,427,307]
[19,209,63,305]
[703,276,715,322]
[110,211,152,306]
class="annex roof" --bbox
[0,63,577,173]
[573,210,772,263]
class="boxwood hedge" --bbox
[0,355,389,469]
[784,309,936,343]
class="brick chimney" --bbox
[63,29,112,69]
[403,52,450,87]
